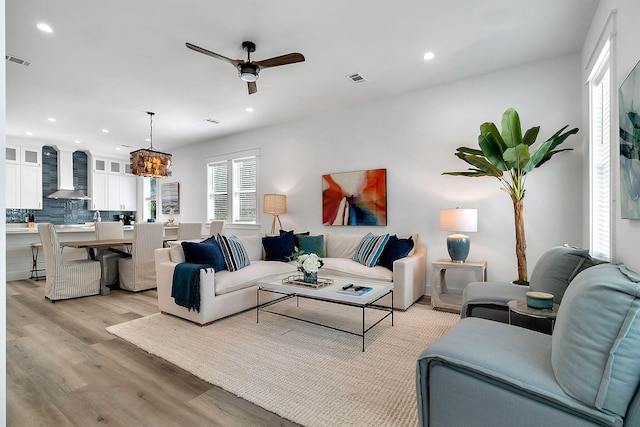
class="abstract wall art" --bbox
[322,168,387,226]
[161,182,180,214]
[619,59,640,219]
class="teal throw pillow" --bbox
[297,234,324,257]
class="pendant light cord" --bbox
[148,111,155,150]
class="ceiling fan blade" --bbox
[185,42,242,66]
[254,53,305,69]
[247,81,257,95]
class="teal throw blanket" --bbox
[171,263,209,312]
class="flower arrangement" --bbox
[296,252,324,283]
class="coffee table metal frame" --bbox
[257,277,393,352]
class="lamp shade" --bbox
[439,208,477,233]
[440,208,477,263]
[263,194,286,214]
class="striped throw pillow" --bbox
[352,233,390,267]
[216,234,251,272]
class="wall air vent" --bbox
[205,118,220,125]
[5,55,32,67]
[346,73,367,83]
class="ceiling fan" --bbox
[186,41,305,95]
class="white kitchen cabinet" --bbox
[93,157,108,173]
[6,146,19,164]
[5,145,42,209]
[89,156,137,211]
[90,172,109,211]
[5,163,20,208]
[21,147,41,166]
[20,165,43,209]
[108,174,137,210]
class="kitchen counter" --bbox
[6,223,135,234]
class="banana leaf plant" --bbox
[443,108,579,283]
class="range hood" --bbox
[47,148,91,200]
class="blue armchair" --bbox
[417,263,640,427]
[461,245,597,333]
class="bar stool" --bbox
[30,242,46,281]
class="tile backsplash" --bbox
[5,146,133,225]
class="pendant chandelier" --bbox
[130,111,172,178]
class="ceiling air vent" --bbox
[6,55,32,67]
[205,118,220,125]
[346,73,367,84]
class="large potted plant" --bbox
[443,108,579,284]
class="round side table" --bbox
[507,299,560,332]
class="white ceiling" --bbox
[6,0,599,157]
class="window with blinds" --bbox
[206,153,258,224]
[589,41,611,261]
[233,157,257,223]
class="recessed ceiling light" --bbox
[47,117,56,122]
[74,140,81,144]
[102,129,109,133]
[246,107,254,113]
[115,147,121,151]
[423,51,435,61]
[25,131,33,136]
[37,23,53,33]
[145,138,151,142]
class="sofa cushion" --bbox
[216,235,251,272]
[262,233,296,262]
[320,258,392,282]
[167,239,202,263]
[215,260,297,295]
[353,232,390,267]
[325,232,364,258]
[378,235,414,270]
[529,245,597,303]
[236,234,263,261]
[551,263,640,417]
[297,234,324,257]
[181,240,226,272]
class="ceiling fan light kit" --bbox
[186,40,305,94]
[239,62,259,82]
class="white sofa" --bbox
[155,232,426,326]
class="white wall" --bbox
[582,0,640,273]
[171,53,585,294]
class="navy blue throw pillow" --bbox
[181,241,226,272]
[263,232,296,262]
[378,235,414,270]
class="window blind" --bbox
[589,48,611,261]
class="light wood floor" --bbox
[6,279,301,427]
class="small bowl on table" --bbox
[525,291,554,309]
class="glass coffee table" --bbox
[508,299,560,331]
[257,275,393,351]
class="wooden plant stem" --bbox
[512,196,528,282]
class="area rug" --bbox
[106,299,459,427]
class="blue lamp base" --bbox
[447,233,470,263]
